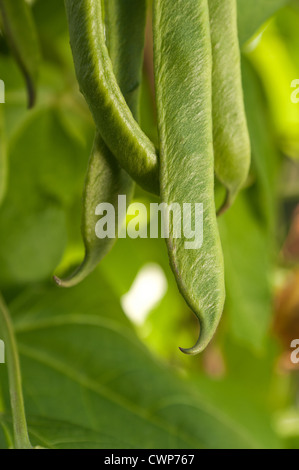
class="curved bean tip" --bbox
[53,275,63,287]
[53,256,94,288]
[179,333,206,356]
[217,189,232,217]
[179,343,203,356]
[53,274,82,289]
[24,72,36,109]
[27,81,36,109]
[53,274,78,288]
[179,346,193,355]
[179,315,219,355]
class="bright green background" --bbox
[0,0,299,449]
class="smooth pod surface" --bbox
[55,0,147,287]
[153,0,225,354]
[0,0,40,108]
[208,0,251,212]
[64,0,159,195]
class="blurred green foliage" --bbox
[0,0,298,449]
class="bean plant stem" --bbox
[0,293,32,449]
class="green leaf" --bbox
[0,271,272,449]
[0,107,89,286]
[0,420,12,449]
[247,6,299,160]
[219,196,273,350]
[190,370,282,450]
[237,0,290,44]
[0,0,41,107]
[218,58,280,351]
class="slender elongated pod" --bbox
[55,0,147,288]
[0,0,40,108]
[64,0,159,195]
[208,0,251,213]
[153,0,225,354]
[55,136,134,288]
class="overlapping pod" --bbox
[153,0,225,354]
[55,0,147,287]
[57,0,250,354]
[208,0,251,213]
[64,0,159,195]
[0,0,40,108]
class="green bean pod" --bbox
[0,0,40,108]
[153,0,225,354]
[55,0,147,288]
[208,0,251,213]
[64,0,159,195]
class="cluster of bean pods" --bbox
[60,0,251,354]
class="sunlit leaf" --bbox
[0,107,88,285]
[237,0,290,44]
